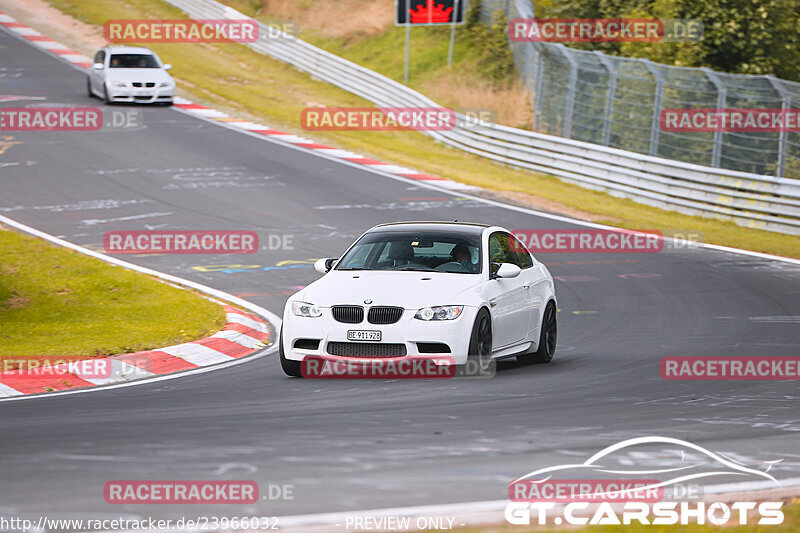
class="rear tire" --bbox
[518,300,557,364]
[279,327,303,377]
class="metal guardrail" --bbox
[483,0,800,181]
[165,0,800,235]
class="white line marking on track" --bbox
[160,343,235,366]
[211,330,266,349]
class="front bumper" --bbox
[107,86,174,104]
[282,306,478,365]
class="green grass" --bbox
[38,0,800,259]
[0,226,225,357]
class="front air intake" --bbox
[332,305,364,324]
[367,306,404,325]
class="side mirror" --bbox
[493,263,521,279]
[314,258,337,274]
[162,64,172,70]
[93,63,104,70]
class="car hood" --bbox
[106,68,172,83]
[300,270,484,309]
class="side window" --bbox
[508,234,533,269]
[93,50,105,65]
[488,232,510,264]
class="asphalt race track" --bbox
[2,26,800,523]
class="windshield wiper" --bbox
[394,267,437,272]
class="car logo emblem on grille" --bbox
[364,299,372,304]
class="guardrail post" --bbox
[557,45,579,138]
[532,44,546,131]
[766,76,790,178]
[595,52,617,147]
[644,60,664,157]
[702,67,726,168]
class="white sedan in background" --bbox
[87,46,175,105]
[280,221,558,377]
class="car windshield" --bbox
[109,54,159,68]
[336,230,482,274]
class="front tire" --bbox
[518,300,557,364]
[279,327,302,377]
[102,84,111,105]
[87,77,94,98]
[467,308,493,371]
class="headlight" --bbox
[111,81,129,88]
[159,82,171,87]
[414,305,463,321]
[292,301,322,318]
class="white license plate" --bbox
[347,330,381,342]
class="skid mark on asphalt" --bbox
[674,416,800,434]
[0,198,154,212]
[633,394,799,408]
[81,212,172,226]
[315,199,490,211]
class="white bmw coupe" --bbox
[280,222,557,377]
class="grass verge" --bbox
[37,0,800,259]
[0,225,225,358]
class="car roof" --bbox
[103,46,155,55]
[368,221,492,235]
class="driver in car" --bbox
[450,244,476,273]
